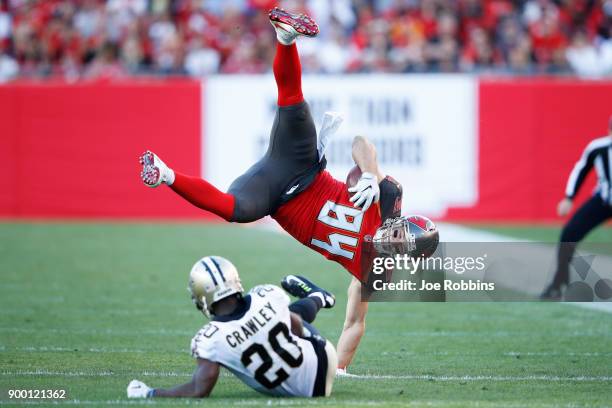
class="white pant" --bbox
[324,340,337,397]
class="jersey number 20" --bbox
[311,201,364,259]
[240,322,303,389]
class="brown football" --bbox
[346,165,362,188]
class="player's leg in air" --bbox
[139,8,321,223]
[283,274,336,326]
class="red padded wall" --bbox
[0,80,210,218]
[446,78,611,222]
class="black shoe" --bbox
[281,275,335,308]
[540,283,565,300]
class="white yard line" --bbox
[0,370,116,377]
[0,327,193,336]
[0,401,185,406]
[2,327,609,338]
[0,400,384,407]
[3,346,610,358]
[569,302,612,314]
[0,346,184,354]
[0,400,586,408]
[4,345,610,358]
[502,351,612,357]
[0,402,598,408]
[336,374,612,382]
[378,330,611,337]
[382,351,612,357]
[2,370,611,383]
[0,370,235,378]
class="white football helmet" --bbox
[188,256,244,317]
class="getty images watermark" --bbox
[360,242,612,302]
[371,253,492,292]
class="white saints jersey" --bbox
[190,285,321,397]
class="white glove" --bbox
[317,111,344,161]
[127,379,153,398]
[348,172,380,213]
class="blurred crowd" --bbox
[1,0,612,82]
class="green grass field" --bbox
[468,224,612,243]
[1,222,611,407]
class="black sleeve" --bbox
[565,143,598,199]
[379,176,403,221]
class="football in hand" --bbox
[346,165,362,189]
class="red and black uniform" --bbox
[167,40,402,280]
[274,171,402,281]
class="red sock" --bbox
[273,42,304,107]
[170,172,235,221]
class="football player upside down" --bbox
[140,7,438,374]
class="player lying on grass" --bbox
[139,7,438,373]
[127,256,337,398]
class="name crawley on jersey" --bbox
[220,298,278,348]
[372,279,495,291]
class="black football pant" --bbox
[228,101,324,222]
[553,194,612,286]
[289,297,322,337]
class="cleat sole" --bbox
[269,7,319,37]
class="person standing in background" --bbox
[542,116,612,299]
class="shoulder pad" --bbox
[190,323,220,360]
[249,284,281,298]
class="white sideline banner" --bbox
[203,74,477,217]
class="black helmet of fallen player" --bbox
[372,215,439,258]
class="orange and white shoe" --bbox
[139,150,175,188]
[269,7,319,45]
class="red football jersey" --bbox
[272,170,383,281]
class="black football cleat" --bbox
[540,283,565,301]
[282,275,335,308]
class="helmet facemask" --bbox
[190,291,210,318]
[373,215,439,258]
[373,217,416,256]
